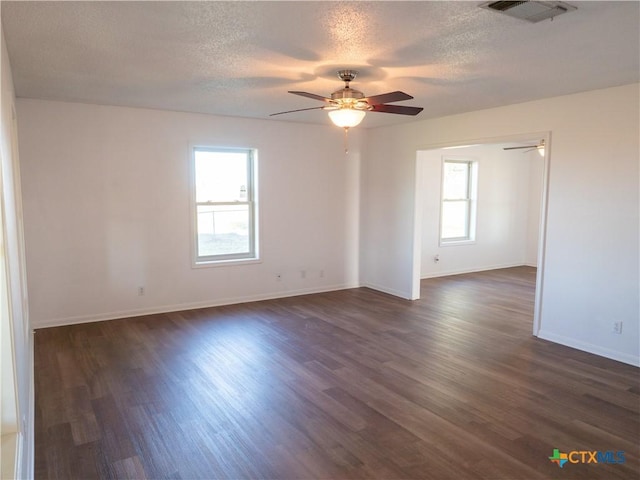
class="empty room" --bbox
[1,1,638,479]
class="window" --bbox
[193,147,257,264]
[440,158,477,244]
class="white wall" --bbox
[419,143,542,278]
[362,84,639,366]
[0,24,33,479]
[15,84,640,369]
[17,99,361,327]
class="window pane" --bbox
[197,205,250,257]
[443,162,469,200]
[195,150,248,203]
[442,201,468,239]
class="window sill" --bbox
[192,258,262,269]
[439,239,476,247]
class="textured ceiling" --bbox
[2,1,639,128]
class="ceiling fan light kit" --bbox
[328,108,367,128]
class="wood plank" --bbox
[34,267,640,479]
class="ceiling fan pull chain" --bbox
[344,127,349,154]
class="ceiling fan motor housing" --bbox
[329,70,372,110]
[331,87,364,101]
[330,88,370,110]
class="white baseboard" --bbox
[33,283,360,329]
[421,262,531,279]
[537,330,640,367]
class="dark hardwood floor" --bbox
[34,267,639,479]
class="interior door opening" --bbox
[412,132,550,336]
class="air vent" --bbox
[479,1,576,23]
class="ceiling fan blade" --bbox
[288,91,332,103]
[269,106,328,116]
[363,91,413,105]
[503,145,539,150]
[371,104,424,115]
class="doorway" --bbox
[412,132,550,336]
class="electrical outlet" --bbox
[319,269,325,278]
[612,321,623,334]
[301,270,306,279]
[276,273,282,282]
[137,286,145,296]
[434,254,440,263]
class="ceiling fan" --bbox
[270,69,424,129]
[503,140,546,156]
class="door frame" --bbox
[412,131,551,336]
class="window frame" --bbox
[191,146,259,267]
[439,157,478,246]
